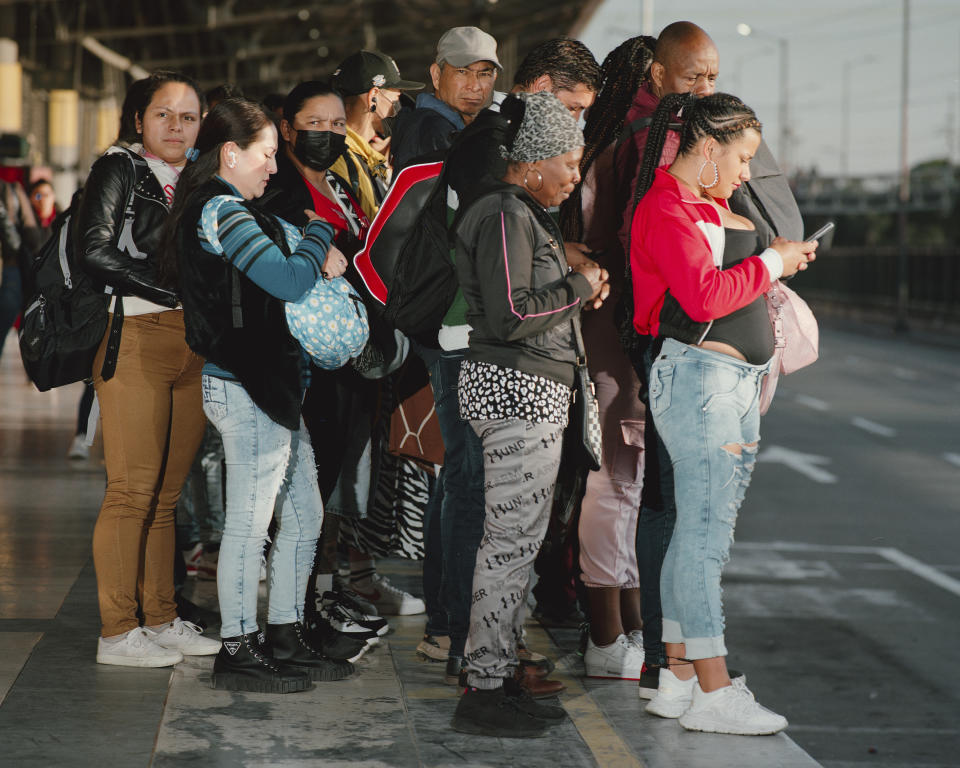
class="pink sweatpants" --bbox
[578,298,645,589]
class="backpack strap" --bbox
[99,151,149,382]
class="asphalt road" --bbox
[723,320,960,767]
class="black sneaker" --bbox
[265,622,354,682]
[504,677,567,722]
[211,631,312,694]
[303,607,369,663]
[637,664,660,699]
[451,686,548,738]
[318,601,381,645]
[322,591,389,637]
[444,655,463,686]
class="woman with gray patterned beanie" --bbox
[450,90,609,738]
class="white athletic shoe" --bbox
[679,681,788,735]
[584,634,646,679]
[144,617,221,656]
[351,573,425,616]
[96,627,184,668]
[67,434,89,460]
[645,667,698,718]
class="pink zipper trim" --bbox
[501,212,580,319]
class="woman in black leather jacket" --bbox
[76,72,220,668]
[451,92,607,738]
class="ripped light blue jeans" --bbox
[648,338,770,659]
[202,375,323,639]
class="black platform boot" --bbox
[265,622,355,681]
[211,631,312,694]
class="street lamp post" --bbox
[737,23,790,172]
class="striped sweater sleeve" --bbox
[199,199,334,302]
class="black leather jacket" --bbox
[455,183,592,387]
[75,148,178,307]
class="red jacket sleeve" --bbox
[646,215,772,323]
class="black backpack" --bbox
[353,159,455,341]
[18,154,139,391]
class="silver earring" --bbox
[697,159,719,189]
[523,168,544,192]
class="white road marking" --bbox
[943,452,960,469]
[789,725,960,736]
[757,445,838,484]
[794,394,830,411]
[892,366,919,381]
[851,417,897,438]
[736,541,960,599]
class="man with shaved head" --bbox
[615,21,718,249]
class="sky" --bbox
[578,0,960,177]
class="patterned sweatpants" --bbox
[464,418,565,689]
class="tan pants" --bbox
[92,310,205,637]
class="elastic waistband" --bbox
[659,337,771,374]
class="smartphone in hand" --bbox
[806,221,835,242]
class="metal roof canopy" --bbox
[2,0,597,99]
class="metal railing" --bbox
[792,245,960,329]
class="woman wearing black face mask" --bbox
[261,82,369,254]
[260,81,406,665]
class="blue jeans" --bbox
[422,351,485,658]
[201,375,323,639]
[649,339,768,659]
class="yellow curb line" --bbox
[525,623,646,768]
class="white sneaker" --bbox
[351,573,425,616]
[68,434,89,460]
[96,627,184,667]
[584,634,646,679]
[679,682,788,735]
[645,666,698,718]
[143,618,221,656]
[627,629,643,651]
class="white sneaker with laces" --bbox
[645,666,698,718]
[96,627,184,667]
[68,434,89,460]
[679,681,788,735]
[144,618,221,656]
[351,573,425,616]
[584,634,646,679]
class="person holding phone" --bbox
[630,92,816,735]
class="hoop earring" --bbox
[523,168,544,192]
[697,159,719,189]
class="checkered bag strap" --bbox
[570,316,602,471]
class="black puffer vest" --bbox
[178,177,303,430]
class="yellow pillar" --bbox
[48,89,80,168]
[96,98,120,154]
[0,38,22,133]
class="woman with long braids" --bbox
[631,92,817,734]
[165,98,354,692]
[558,36,660,681]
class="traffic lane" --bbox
[782,334,960,450]
[745,391,960,570]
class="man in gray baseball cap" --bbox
[391,26,501,172]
